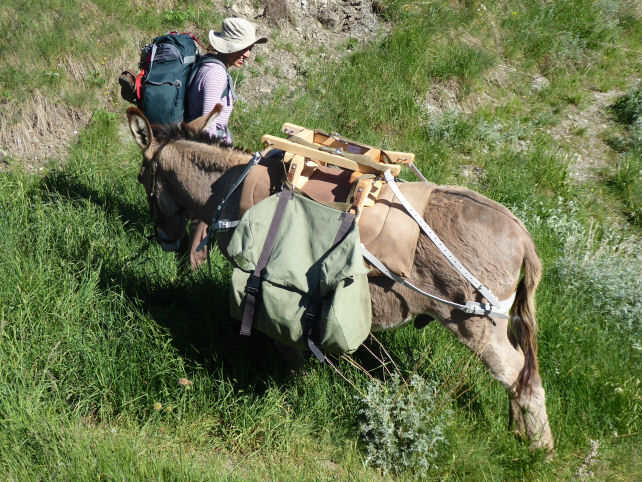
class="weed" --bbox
[607,82,642,223]
[88,71,107,88]
[502,0,631,75]
[612,81,642,135]
[359,374,452,475]
[607,149,642,225]
[231,70,247,87]
[514,198,641,331]
[161,7,198,27]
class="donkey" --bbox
[126,105,554,452]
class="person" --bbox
[185,17,267,145]
[185,18,267,269]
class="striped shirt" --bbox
[185,62,233,143]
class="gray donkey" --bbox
[127,105,554,453]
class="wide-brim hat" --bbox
[208,17,267,54]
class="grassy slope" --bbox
[1,0,641,479]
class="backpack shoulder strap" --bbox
[187,56,232,100]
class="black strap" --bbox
[331,211,356,248]
[239,190,294,336]
[302,210,356,362]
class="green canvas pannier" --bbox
[227,191,372,356]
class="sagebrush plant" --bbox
[359,374,452,475]
[513,198,641,331]
[556,226,641,331]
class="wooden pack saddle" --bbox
[237,124,435,278]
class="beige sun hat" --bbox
[208,18,267,54]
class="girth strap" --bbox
[361,245,508,320]
[197,151,262,254]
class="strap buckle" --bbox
[245,275,261,295]
[302,306,319,324]
[213,219,239,230]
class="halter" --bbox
[142,158,186,249]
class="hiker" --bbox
[185,17,267,145]
[186,18,267,269]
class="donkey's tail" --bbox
[511,240,542,397]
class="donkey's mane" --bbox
[153,122,227,146]
[152,122,252,173]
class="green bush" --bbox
[612,81,642,140]
[359,374,452,475]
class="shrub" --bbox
[612,81,642,128]
[358,374,452,475]
[513,199,641,331]
[556,226,641,330]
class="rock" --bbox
[531,75,550,92]
[317,10,340,28]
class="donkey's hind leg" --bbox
[442,314,553,451]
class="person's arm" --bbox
[199,63,229,137]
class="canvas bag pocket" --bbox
[228,192,371,354]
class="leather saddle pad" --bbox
[298,165,354,203]
[238,160,284,217]
[359,182,435,278]
[238,163,434,278]
[239,163,352,216]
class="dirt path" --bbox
[551,90,622,183]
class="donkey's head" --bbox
[126,105,222,251]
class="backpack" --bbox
[120,33,232,125]
[227,190,372,358]
[134,32,199,125]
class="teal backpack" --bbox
[128,32,234,126]
[135,32,199,125]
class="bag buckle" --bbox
[244,275,261,295]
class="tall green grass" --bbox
[1,0,641,479]
[607,81,642,225]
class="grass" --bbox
[1,0,642,479]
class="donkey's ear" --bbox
[127,107,153,151]
[185,103,223,133]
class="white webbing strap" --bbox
[408,162,430,183]
[383,170,502,311]
[361,245,508,320]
